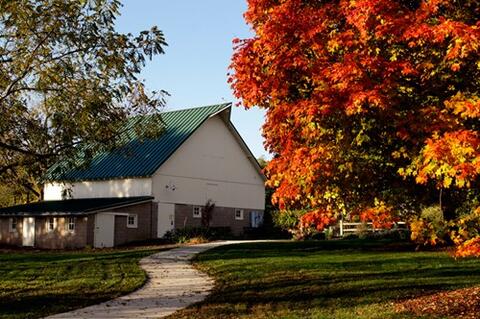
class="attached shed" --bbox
[0,197,155,248]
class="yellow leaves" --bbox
[448,207,480,250]
[444,92,480,119]
[327,39,340,53]
[443,175,453,188]
[322,190,339,200]
[407,130,480,189]
[392,147,409,159]
[410,218,446,246]
[398,167,415,177]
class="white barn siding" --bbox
[43,114,265,211]
[151,116,265,210]
[44,178,153,200]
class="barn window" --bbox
[193,206,202,218]
[9,218,17,232]
[235,209,244,220]
[46,217,56,232]
[67,217,75,232]
[127,214,138,228]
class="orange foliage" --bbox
[231,0,480,231]
[412,130,480,188]
[445,93,480,119]
[410,218,446,246]
[300,209,336,231]
[450,207,480,258]
[454,236,480,258]
[358,202,399,229]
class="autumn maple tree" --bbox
[230,0,480,253]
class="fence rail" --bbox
[338,221,407,237]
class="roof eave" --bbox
[0,211,92,217]
[85,197,154,212]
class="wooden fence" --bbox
[338,221,407,237]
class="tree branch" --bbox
[0,141,53,158]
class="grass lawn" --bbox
[171,240,480,319]
[0,245,172,319]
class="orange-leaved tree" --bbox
[230,0,480,248]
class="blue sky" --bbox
[116,0,268,159]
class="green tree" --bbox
[0,0,167,202]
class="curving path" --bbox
[46,240,261,319]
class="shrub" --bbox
[421,205,444,223]
[163,227,231,244]
[410,205,448,246]
[356,223,370,239]
[272,209,320,240]
[272,209,307,230]
[365,228,411,241]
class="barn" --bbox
[0,104,265,248]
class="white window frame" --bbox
[127,214,138,228]
[46,217,56,232]
[9,217,17,232]
[67,217,75,232]
[193,206,202,218]
[235,209,244,220]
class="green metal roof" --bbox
[46,103,231,182]
[0,196,153,216]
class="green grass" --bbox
[171,240,480,319]
[0,245,172,319]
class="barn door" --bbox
[22,217,35,247]
[94,213,115,248]
[157,203,175,238]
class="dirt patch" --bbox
[395,286,480,319]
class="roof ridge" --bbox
[161,102,231,114]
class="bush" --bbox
[365,228,411,241]
[163,227,231,244]
[410,205,448,246]
[272,209,308,230]
[272,209,321,240]
[356,223,370,239]
[421,205,444,223]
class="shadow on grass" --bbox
[173,240,480,319]
[195,240,417,262]
[0,246,171,319]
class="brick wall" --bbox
[174,204,259,235]
[112,202,154,246]
[0,217,23,246]
[34,216,89,249]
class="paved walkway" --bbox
[46,240,258,319]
